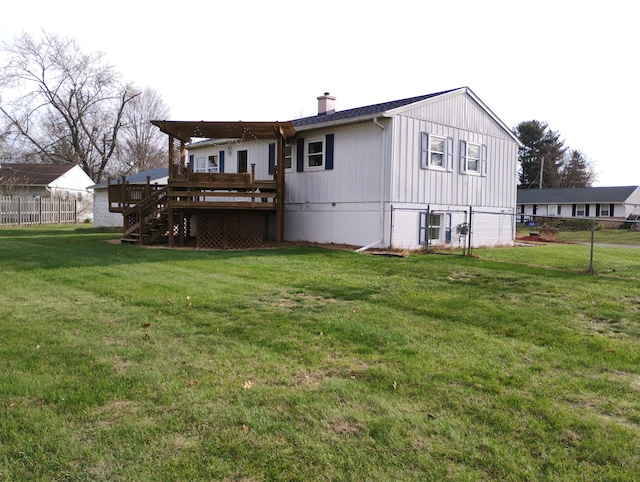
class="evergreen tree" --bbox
[558,149,596,187]
[514,120,567,189]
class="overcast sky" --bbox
[1,0,637,186]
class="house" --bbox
[0,163,94,220]
[110,87,521,249]
[516,186,640,222]
[89,168,169,227]
[0,163,93,199]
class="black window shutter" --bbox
[325,134,334,170]
[595,204,601,217]
[268,143,275,175]
[585,204,590,216]
[610,204,615,217]
[296,138,304,172]
[219,150,225,173]
[420,132,429,168]
[572,204,577,217]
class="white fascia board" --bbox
[293,114,384,133]
[186,138,237,150]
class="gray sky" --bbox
[1,0,637,186]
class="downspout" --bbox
[356,117,386,252]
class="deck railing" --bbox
[168,172,277,210]
[108,179,165,212]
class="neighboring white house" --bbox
[90,168,168,227]
[0,163,93,198]
[516,186,640,221]
[0,163,94,220]
[185,87,522,249]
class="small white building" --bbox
[0,163,93,198]
[90,168,168,227]
[516,186,640,221]
[0,163,94,220]
[185,87,522,249]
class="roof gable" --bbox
[292,89,461,129]
[516,186,640,204]
[292,87,521,145]
[0,163,77,186]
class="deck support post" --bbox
[276,134,286,242]
[168,208,175,248]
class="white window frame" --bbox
[576,204,586,216]
[429,135,446,169]
[284,144,293,172]
[194,155,219,173]
[466,143,481,173]
[420,132,450,170]
[600,205,610,217]
[428,213,442,242]
[306,138,325,170]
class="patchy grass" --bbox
[1,225,640,481]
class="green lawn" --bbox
[1,226,640,481]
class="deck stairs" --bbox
[121,186,170,245]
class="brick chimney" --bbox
[317,92,336,116]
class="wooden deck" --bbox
[111,119,295,248]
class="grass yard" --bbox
[1,226,640,481]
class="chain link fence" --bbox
[390,206,640,278]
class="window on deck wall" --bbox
[306,138,325,169]
[296,134,334,172]
[284,144,292,171]
[194,155,219,173]
[237,150,248,173]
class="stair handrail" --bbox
[123,186,169,242]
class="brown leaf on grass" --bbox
[8,403,16,408]
[157,310,162,315]
[142,323,151,328]
[242,424,250,434]
[243,381,254,389]
[185,380,199,387]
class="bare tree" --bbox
[0,31,140,182]
[111,87,169,176]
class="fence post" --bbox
[390,205,394,249]
[588,218,595,274]
[467,206,473,256]
[18,197,21,226]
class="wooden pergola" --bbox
[149,120,296,247]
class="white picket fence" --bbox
[0,196,77,226]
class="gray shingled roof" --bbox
[0,163,76,185]
[291,88,461,128]
[516,186,639,204]
[89,168,169,189]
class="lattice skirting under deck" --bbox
[197,211,267,249]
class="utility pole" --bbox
[538,155,544,189]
